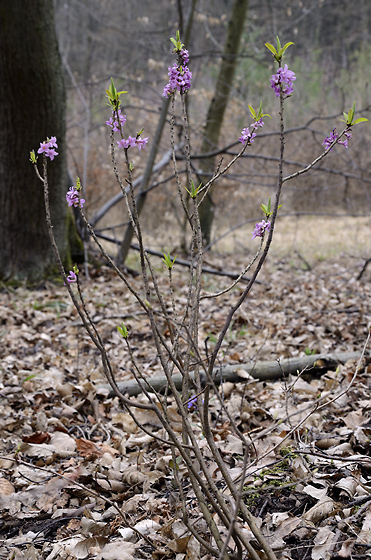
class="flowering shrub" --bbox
[31,32,369,560]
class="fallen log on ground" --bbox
[99,351,365,398]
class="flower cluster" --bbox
[37,137,58,160]
[270,64,296,97]
[239,118,264,145]
[163,48,192,97]
[106,106,148,151]
[322,128,352,151]
[252,220,271,239]
[66,186,85,208]
[117,135,148,150]
[105,109,126,132]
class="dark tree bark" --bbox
[0,1,69,282]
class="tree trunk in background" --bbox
[117,0,197,266]
[198,0,249,246]
[0,1,69,283]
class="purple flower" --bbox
[270,64,296,98]
[322,128,338,150]
[250,118,264,130]
[187,396,198,409]
[117,135,148,150]
[66,187,85,208]
[180,48,189,64]
[163,59,192,97]
[117,138,130,149]
[48,136,58,148]
[106,108,126,132]
[338,130,352,149]
[135,136,149,150]
[65,271,77,284]
[239,127,257,145]
[252,220,271,239]
[239,118,265,146]
[323,128,352,151]
[37,138,59,160]
[46,148,58,161]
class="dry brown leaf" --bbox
[22,431,51,444]
[0,477,15,496]
[303,497,334,524]
[312,527,337,560]
[75,438,104,457]
[122,469,146,485]
[338,538,356,558]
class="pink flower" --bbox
[270,65,296,98]
[37,138,59,160]
[66,187,85,208]
[135,136,148,150]
[64,271,77,285]
[117,138,130,149]
[252,220,271,239]
[106,109,126,132]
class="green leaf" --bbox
[352,117,369,125]
[276,36,282,53]
[29,150,37,164]
[351,101,356,122]
[23,374,37,383]
[117,322,129,338]
[170,37,178,48]
[248,104,257,119]
[184,179,202,199]
[265,42,277,56]
[110,77,116,97]
[282,41,294,53]
[162,252,177,269]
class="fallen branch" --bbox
[99,351,364,397]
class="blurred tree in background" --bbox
[0,0,69,283]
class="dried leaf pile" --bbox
[0,251,371,560]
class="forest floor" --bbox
[1,217,371,560]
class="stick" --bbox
[98,351,364,397]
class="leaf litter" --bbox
[0,253,371,559]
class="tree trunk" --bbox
[198,0,249,246]
[0,1,69,283]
